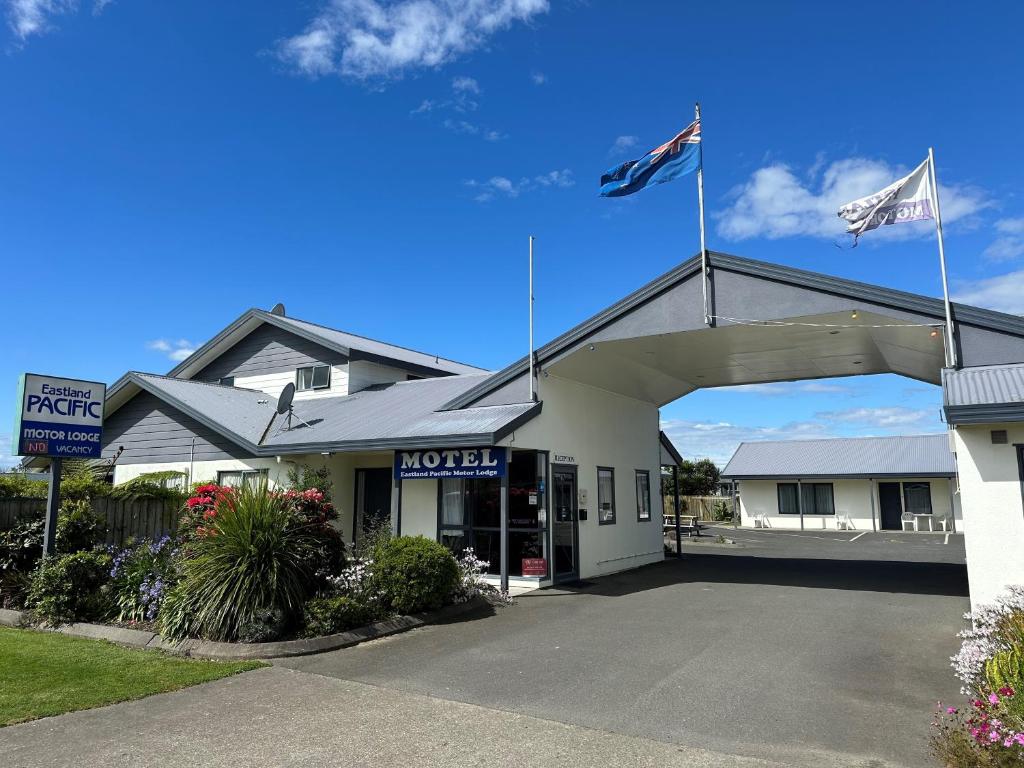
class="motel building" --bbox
[51,252,1024,607]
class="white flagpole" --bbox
[529,235,537,401]
[928,148,957,368]
[695,102,709,325]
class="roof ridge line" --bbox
[258,310,489,371]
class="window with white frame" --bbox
[635,470,651,521]
[217,469,268,489]
[296,364,331,391]
[903,482,932,515]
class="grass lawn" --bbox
[0,626,263,726]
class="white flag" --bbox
[837,158,934,238]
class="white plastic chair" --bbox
[901,511,917,532]
[753,511,770,528]
[836,512,854,531]
[936,514,954,532]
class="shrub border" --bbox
[0,597,489,660]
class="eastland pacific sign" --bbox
[14,373,107,459]
[394,447,506,480]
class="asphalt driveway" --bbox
[278,529,968,767]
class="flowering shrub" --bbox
[952,587,1024,694]
[932,689,1024,767]
[452,548,512,605]
[179,484,232,542]
[934,587,1024,766]
[109,536,177,623]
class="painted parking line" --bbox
[849,531,869,542]
[945,533,950,545]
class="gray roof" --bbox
[266,313,487,376]
[166,308,487,381]
[722,434,955,479]
[943,364,1024,424]
[110,372,539,455]
[263,375,538,451]
[131,373,275,446]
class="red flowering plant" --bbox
[279,488,345,582]
[178,484,233,544]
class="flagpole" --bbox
[695,102,709,325]
[928,147,957,368]
[529,235,537,401]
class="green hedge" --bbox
[371,536,459,615]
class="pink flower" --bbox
[989,693,1000,705]
[946,706,958,714]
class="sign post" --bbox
[12,373,106,557]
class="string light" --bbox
[711,314,945,331]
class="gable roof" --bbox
[442,250,1024,411]
[943,363,1024,424]
[104,371,539,456]
[166,307,487,382]
[722,433,955,479]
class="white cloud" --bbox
[451,75,479,94]
[7,0,113,40]
[465,168,574,201]
[610,135,639,155]
[954,270,1024,315]
[717,155,989,242]
[813,406,933,428]
[983,217,1024,262]
[8,0,73,39]
[483,129,504,142]
[662,406,940,466]
[147,338,196,362]
[530,70,545,85]
[278,0,549,80]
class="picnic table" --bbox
[663,514,701,537]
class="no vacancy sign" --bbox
[13,373,107,459]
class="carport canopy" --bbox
[444,252,1024,410]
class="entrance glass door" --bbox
[552,466,578,581]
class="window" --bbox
[635,470,651,522]
[217,469,268,489]
[296,365,331,391]
[438,450,548,578]
[597,467,616,525]
[218,376,235,387]
[777,483,800,515]
[777,482,835,515]
[903,482,932,515]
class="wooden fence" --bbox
[662,494,735,522]
[0,497,178,545]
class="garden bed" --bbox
[0,596,490,660]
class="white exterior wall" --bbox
[399,479,438,539]
[736,477,960,531]
[231,364,350,401]
[954,424,1024,610]
[501,374,664,579]
[113,457,293,489]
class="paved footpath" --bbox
[0,666,904,768]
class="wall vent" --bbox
[991,429,1009,445]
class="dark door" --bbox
[355,468,392,542]
[878,482,903,530]
[552,466,578,582]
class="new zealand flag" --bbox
[600,120,701,197]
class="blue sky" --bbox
[3,1,1023,467]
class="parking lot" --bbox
[277,528,968,767]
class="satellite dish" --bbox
[270,302,286,317]
[276,383,295,415]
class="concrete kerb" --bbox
[0,597,491,660]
